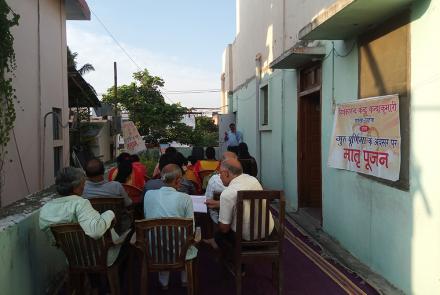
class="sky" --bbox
[67,0,236,109]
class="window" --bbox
[53,146,62,177]
[260,85,269,126]
[358,11,410,190]
[52,108,62,140]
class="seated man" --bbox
[144,164,197,290]
[39,167,124,266]
[83,158,132,207]
[206,159,274,249]
[144,153,195,195]
[204,151,238,224]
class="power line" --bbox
[90,9,142,71]
[89,8,179,104]
[89,8,220,104]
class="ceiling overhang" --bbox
[298,0,416,40]
[270,43,326,69]
[65,0,91,21]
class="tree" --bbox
[102,69,188,144]
[67,46,95,75]
[172,116,219,146]
[192,116,218,146]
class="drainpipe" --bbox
[38,0,44,190]
[255,53,262,181]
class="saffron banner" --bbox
[122,121,147,154]
[327,95,400,181]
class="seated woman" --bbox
[193,147,220,189]
[130,154,147,180]
[237,142,258,177]
[108,153,145,190]
[184,155,202,194]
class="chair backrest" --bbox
[89,197,131,232]
[89,196,125,214]
[134,218,194,272]
[50,223,113,272]
[122,184,143,204]
[235,190,285,250]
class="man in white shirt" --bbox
[39,167,123,266]
[204,151,237,223]
[206,159,274,249]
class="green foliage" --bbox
[191,116,218,146]
[102,69,188,144]
[67,46,95,75]
[138,148,160,177]
[0,1,19,156]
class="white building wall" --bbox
[2,0,70,206]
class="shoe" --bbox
[161,284,169,291]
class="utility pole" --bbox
[113,61,118,159]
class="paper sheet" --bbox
[191,195,207,213]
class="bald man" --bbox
[207,158,274,249]
[143,164,197,290]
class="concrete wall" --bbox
[0,190,66,295]
[2,0,70,207]
[223,0,440,293]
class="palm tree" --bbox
[67,46,95,75]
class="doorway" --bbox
[297,64,322,223]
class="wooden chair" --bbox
[134,218,198,295]
[89,197,133,233]
[228,190,285,295]
[50,223,124,295]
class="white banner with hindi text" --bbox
[327,95,401,181]
[122,121,147,154]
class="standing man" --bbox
[224,123,243,154]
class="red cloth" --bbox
[108,163,146,190]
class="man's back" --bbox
[219,174,274,240]
[39,195,121,265]
[83,180,131,206]
[143,186,197,260]
[144,186,193,219]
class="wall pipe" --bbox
[255,53,262,181]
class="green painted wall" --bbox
[233,70,299,211]
[231,1,440,293]
[0,210,66,295]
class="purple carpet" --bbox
[128,219,379,295]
